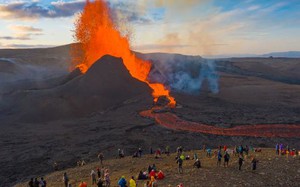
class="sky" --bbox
[0,0,300,56]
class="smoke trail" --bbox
[148,54,219,94]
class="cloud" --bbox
[0,43,55,48]
[0,35,31,40]
[0,0,85,20]
[0,25,43,41]
[9,25,43,32]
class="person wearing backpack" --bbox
[224,151,230,167]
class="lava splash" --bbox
[72,0,175,107]
[140,110,300,138]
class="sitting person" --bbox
[185,155,190,160]
[138,171,148,180]
[157,170,165,180]
[149,169,156,179]
[193,159,201,168]
[132,151,138,158]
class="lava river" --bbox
[140,110,300,138]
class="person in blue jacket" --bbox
[118,176,127,187]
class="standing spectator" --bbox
[105,169,111,187]
[238,154,244,170]
[275,144,279,155]
[129,176,137,187]
[217,150,222,167]
[251,157,259,170]
[28,178,34,187]
[224,151,230,167]
[118,176,127,187]
[63,172,69,187]
[40,177,47,187]
[97,168,101,179]
[91,170,97,185]
[98,152,104,165]
[176,157,183,174]
[138,148,143,157]
[97,178,104,187]
[33,178,39,187]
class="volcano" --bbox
[0,55,152,122]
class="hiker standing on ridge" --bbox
[129,176,137,187]
[177,156,183,173]
[275,143,279,155]
[238,154,244,170]
[224,151,230,167]
[217,149,222,167]
[28,178,34,187]
[91,170,97,185]
[63,172,69,187]
[98,152,104,164]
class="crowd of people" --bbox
[27,144,299,187]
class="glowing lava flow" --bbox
[72,0,175,107]
[140,110,300,138]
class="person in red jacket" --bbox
[157,170,165,180]
[149,169,156,179]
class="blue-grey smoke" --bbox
[147,54,219,94]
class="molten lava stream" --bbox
[72,0,175,107]
[140,110,300,138]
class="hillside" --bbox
[15,148,300,187]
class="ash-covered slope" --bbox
[0,55,152,122]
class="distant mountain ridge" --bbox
[262,51,300,58]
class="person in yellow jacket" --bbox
[129,176,136,187]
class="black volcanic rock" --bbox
[0,55,152,122]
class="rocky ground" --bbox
[15,148,300,187]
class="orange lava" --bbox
[140,110,300,138]
[72,0,175,107]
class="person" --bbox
[97,168,101,178]
[217,150,222,167]
[206,148,212,157]
[245,145,249,155]
[165,146,170,156]
[129,176,137,187]
[40,177,47,187]
[148,165,152,173]
[98,152,104,164]
[238,154,244,170]
[104,169,111,187]
[193,153,198,160]
[97,178,104,187]
[180,154,185,161]
[118,176,127,187]
[224,151,230,167]
[138,148,143,157]
[79,181,87,187]
[279,144,284,154]
[177,183,184,187]
[152,164,157,172]
[275,143,279,155]
[132,151,139,158]
[28,178,34,187]
[53,162,58,171]
[251,157,258,170]
[63,172,69,187]
[193,159,201,168]
[118,149,122,158]
[148,176,157,187]
[138,171,147,180]
[33,178,39,187]
[155,149,161,159]
[150,147,153,154]
[176,157,183,173]
[149,169,156,178]
[157,170,165,180]
[121,149,125,157]
[224,145,227,152]
[91,170,97,185]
